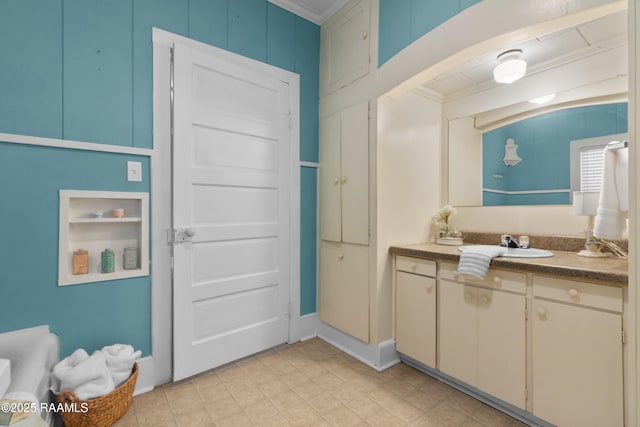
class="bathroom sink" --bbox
[458,245,553,258]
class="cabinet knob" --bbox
[537,307,547,317]
[362,32,368,40]
[338,253,344,261]
[425,283,433,292]
[333,177,340,185]
[480,295,490,303]
[341,176,348,184]
[464,291,474,300]
[568,288,579,298]
[185,228,196,237]
[493,276,501,284]
[411,264,417,272]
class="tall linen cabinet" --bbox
[318,0,441,355]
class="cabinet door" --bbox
[439,281,477,386]
[396,272,436,367]
[319,242,369,342]
[341,102,369,245]
[477,289,526,409]
[532,299,623,427]
[319,112,342,242]
[319,0,370,95]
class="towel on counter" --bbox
[457,245,507,279]
[52,349,115,400]
[594,146,628,240]
[101,344,140,387]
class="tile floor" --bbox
[113,338,527,426]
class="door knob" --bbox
[537,307,547,317]
[185,228,196,237]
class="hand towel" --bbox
[594,146,628,239]
[101,344,140,387]
[52,349,115,400]
[457,245,507,279]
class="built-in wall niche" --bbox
[58,190,149,286]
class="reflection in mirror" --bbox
[443,9,627,207]
[482,102,627,206]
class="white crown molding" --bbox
[268,0,348,25]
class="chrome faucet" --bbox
[501,235,519,248]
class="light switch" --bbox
[127,161,142,182]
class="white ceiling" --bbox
[420,11,628,101]
[268,0,349,25]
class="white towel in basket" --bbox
[101,344,141,387]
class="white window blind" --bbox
[579,146,605,192]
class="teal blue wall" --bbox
[0,0,319,356]
[378,0,481,66]
[483,103,628,206]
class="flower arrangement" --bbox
[432,205,456,238]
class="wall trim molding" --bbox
[483,188,570,195]
[300,161,319,168]
[0,132,153,157]
[133,356,155,396]
[317,322,400,371]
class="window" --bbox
[569,133,628,201]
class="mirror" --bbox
[438,9,628,206]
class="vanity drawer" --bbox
[440,261,526,294]
[396,256,436,277]
[533,275,622,312]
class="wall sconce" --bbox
[503,138,522,166]
[572,191,607,257]
[493,49,527,84]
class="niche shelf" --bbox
[58,190,149,286]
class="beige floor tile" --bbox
[446,391,485,417]
[174,408,213,426]
[133,388,170,413]
[214,411,253,427]
[258,379,291,398]
[253,413,292,426]
[197,382,231,404]
[283,402,325,426]
[427,402,469,427]
[307,391,344,414]
[470,405,523,427]
[365,408,406,427]
[242,398,280,423]
[292,379,325,401]
[344,395,383,420]
[269,389,306,411]
[321,405,363,426]
[404,388,447,411]
[167,394,205,416]
[230,385,265,407]
[192,372,222,391]
[205,396,242,421]
[131,338,533,427]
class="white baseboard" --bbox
[291,313,318,343]
[133,356,155,396]
[317,322,400,371]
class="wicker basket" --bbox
[58,363,138,427]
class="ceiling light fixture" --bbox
[529,93,556,104]
[493,49,527,84]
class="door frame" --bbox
[151,28,302,384]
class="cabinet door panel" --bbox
[477,289,526,409]
[439,281,477,385]
[319,242,369,342]
[532,299,623,427]
[396,272,436,367]
[341,102,369,245]
[319,0,370,95]
[319,112,342,242]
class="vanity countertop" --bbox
[390,243,628,285]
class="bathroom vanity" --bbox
[391,243,628,427]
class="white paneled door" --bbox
[172,43,291,381]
